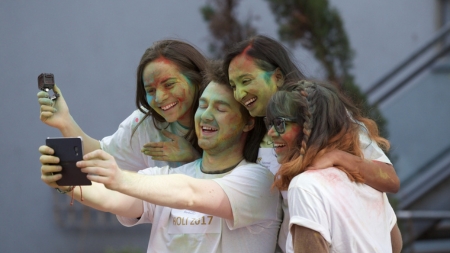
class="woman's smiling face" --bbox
[228,54,281,117]
[267,118,302,164]
[142,57,195,126]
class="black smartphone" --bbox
[46,137,91,186]
[38,73,59,100]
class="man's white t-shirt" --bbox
[288,168,396,252]
[100,110,188,171]
[117,159,282,253]
[257,128,392,253]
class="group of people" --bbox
[38,35,402,253]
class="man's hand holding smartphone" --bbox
[44,137,91,186]
[77,149,127,191]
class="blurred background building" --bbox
[0,0,448,252]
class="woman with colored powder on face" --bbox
[266,80,402,253]
[37,40,206,174]
[223,35,400,253]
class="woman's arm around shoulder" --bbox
[308,150,400,193]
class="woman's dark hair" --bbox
[202,60,266,163]
[223,35,306,85]
[134,40,207,153]
[268,80,390,190]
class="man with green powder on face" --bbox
[39,60,281,253]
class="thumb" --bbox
[53,84,61,93]
[84,149,109,160]
[53,84,64,97]
[161,129,179,141]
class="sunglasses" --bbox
[263,117,296,134]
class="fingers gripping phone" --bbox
[38,73,59,101]
[46,137,91,186]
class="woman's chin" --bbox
[276,153,286,164]
[161,113,179,123]
[247,103,266,117]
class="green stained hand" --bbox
[141,129,201,163]
[37,84,72,130]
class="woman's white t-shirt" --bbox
[257,128,392,253]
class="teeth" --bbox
[244,97,257,106]
[274,143,286,148]
[161,102,177,111]
[202,126,217,131]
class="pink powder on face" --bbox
[153,56,173,65]
[234,52,255,72]
[179,89,186,103]
[144,57,178,88]
[282,127,299,143]
[135,118,139,123]
[242,44,252,56]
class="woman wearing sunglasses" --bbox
[266,80,402,253]
[224,35,400,252]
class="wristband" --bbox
[55,186,75,194]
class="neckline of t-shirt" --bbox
[198,159,247,175]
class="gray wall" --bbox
[0,0,435,252]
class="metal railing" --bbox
[367,22,450,252]
[365,22,450,106]
[396,144,450,210]
[397,210,450,253]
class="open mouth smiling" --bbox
[201,126,218,132]
[244,97,257,107]
[273,143,286,152]
[160,102,178,111]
